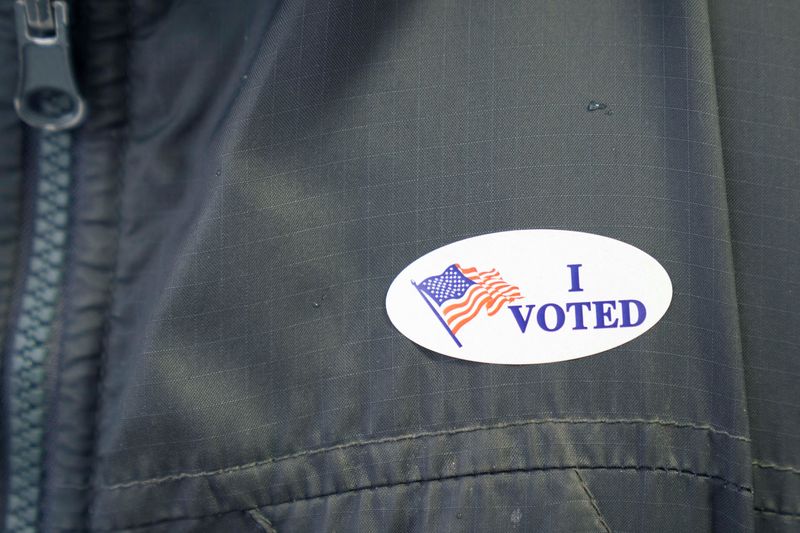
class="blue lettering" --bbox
[593,300,618,329]
[567,264,583,292]
[537,303,565,332]
[566,301,591,330]
[620,299,646,327]
[508,305,536,333]
[508,299,641,332]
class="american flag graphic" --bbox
[414,264,523,344]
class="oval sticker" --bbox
[386,230,673,365]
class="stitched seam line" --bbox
[246,509,277,533]
[87,0,131,527]
[100,417,750,490]
[754,507,800,519]
[93,463,753,531]
[752,461,800,475]
[574,469,611,533]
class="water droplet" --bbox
[312,302,320,308]
[587,100,607,112]
[510,508,522,524]
[215,168,221,176]
[456,513,463,520]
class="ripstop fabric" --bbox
[1,0,798,531]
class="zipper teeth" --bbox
[6,121,72,531]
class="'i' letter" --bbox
[567,264,583,292]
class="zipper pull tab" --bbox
[14,0,86,131]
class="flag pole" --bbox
[411,280,462,348]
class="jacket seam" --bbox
[751,461,800,476]
[99,417,749,490]
[573,469,611,533]
[247,463,755,507]
[91,463,753,531]
[753,507,800,519]
[87,0,132,527]
[246,509,278,533]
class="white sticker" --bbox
[385,230,673,365]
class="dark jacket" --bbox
[1,0,798,531]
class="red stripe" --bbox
[483,280,511,291]
[486,292,521,315]
[442,285,482,315]
[450,297,491,334]
[444,292,485,324]
[440,265,524,333]
[471,270,499,280]
[485,284,518,298]
[446,290,491,325]
[458,265,496,277]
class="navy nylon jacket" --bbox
[0,0,798,531]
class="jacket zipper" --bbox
[13,0,85,130]
[6,0,84,530]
